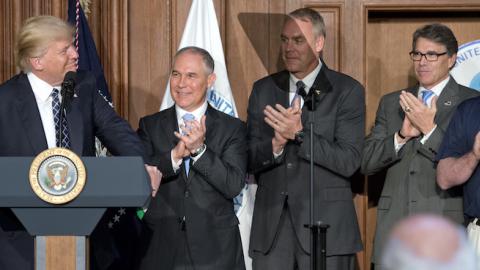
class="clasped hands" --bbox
[398,90,437,142]
[264,97,303,153]
[172,115,207,162]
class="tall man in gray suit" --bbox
[247,8,365,270]
[361,23,479,269]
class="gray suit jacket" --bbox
[361,77,479,264]
[248,63,365,257]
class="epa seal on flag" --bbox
[29,148,86,204]
[451,40,480,91]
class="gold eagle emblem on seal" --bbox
[29,148,86,204]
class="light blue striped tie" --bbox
[182,113,195,176]
[421,90,434,106]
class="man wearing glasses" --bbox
[361,23,479,270]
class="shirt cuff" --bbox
[420,125,437,144]
[273,148,284,159]
[394,134,405,153]
[171,151,183,172]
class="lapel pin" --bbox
[444,101,452,106]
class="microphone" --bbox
[57,71,76,148]
[61,71,76,112]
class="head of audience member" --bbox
[15,15,78,87]
[281,8,326,79]
[410,23,457,90]
[170,46,216,112]
[382,214,477,270]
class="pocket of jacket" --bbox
[378,196,392,210]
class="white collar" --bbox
[175,101,208,124]
[27,72,59,102]
[419,76,450,97]
[289,59,322,93]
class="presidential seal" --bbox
[29,148,86,204]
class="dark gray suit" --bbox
[361,77,479,265]
[247,63,365,263]
[136,105,246,270]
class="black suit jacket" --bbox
[136,105,247,270]
[247,63,365,257]
[0,72,144,270]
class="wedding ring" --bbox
[405,107,411,113]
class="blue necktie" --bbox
[421,90,434,106]
[291,80,307,107]
[182,113,195,176]
[52,89,71,148]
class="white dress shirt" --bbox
[288,59,322,108]
[27,72,61,149]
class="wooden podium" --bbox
[0,156,150,270]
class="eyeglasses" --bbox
[409,51,448,62]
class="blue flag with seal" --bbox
[451,39,480,92]
[68,1,141,269]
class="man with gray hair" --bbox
[247,7,365,270]
[382,214,477,270]
[361,23,479,269]
[136,46,247,270]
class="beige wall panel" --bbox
[128,0,172,127]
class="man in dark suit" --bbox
[0,15,156,270]
[136,46,247,270]
[247,8,365,270]
[361,23,479,269]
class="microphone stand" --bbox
[304,89,329,270]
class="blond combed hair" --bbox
[15,15,74,72]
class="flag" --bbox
[68,0,111,103]
[451,39,480,91]
[68,1,141,270]
[160,0,255,269]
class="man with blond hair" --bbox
[0,15,153,269]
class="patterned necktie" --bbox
[291,80,307,107]
[421,89,434,106]
[182,113,195,176]
[52,89,71,148]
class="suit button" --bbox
[280,191,289,196]
[184,190,190,198]
[409,171,415,175]
[286,163,294,169]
